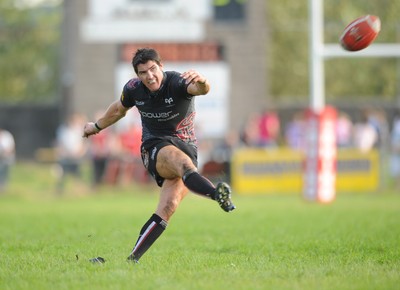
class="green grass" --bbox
[0,162,399,290]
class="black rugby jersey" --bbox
[120,71,196,143]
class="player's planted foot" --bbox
[214,182,236,212]
[126,254,139,264]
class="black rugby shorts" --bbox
[140,136,198,187]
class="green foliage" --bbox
[267,0,400,103]
[0,162,399,290]
[0,1,61,104]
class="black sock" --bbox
[182,170,216,199]
[129,214,168,261]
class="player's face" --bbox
[137,61,164,92]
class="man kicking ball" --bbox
[83,48,236,263]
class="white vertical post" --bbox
[309,0,324,112]
[305,0,337,203]
[306,0,400,202]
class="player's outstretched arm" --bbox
[181,69,210,96]
[83,100,129,138]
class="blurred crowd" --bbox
[235,108,391,152]
[53,110,148,194]
[206,108,400,187]
[1,107,400,194]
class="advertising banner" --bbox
[232,148,379,195]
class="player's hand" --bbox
[180,69,206,85]
[82,122,100,138]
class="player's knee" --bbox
[181,161,197,177]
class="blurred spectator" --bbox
[87,111,113,188]
[103,111,147,186]
[353,113,378,153]
[258,108,280,147]
[118,122,146,184]
[240,112,261,147]
[0,129,15,192]
[336,112,353,148]
[285,112,307,151]
[366,109,389,148]
[390,113,400,186]
[205,130,241,183]
[55,113,88,194]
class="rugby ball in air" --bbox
[340,15,381,51]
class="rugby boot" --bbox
[214,182,236,212]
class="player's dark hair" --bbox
[131,48,162,74]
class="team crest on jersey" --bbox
[165,97,174,105]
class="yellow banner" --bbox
[231,148,379,195]
[336,149,380,192]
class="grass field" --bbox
[0,163,399,290]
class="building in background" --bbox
[61,0,269,136]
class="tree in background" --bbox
[0,0,62,104]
